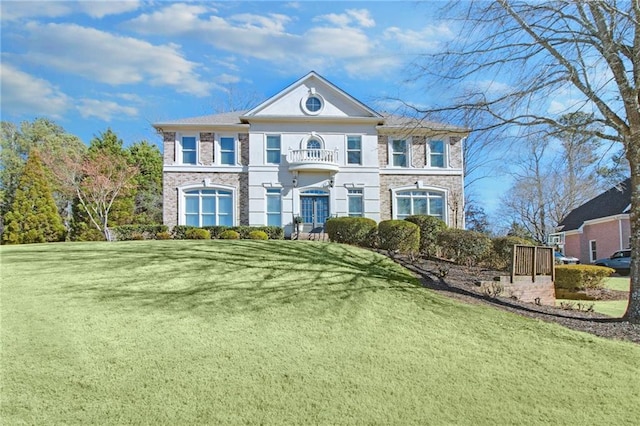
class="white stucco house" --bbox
[154,72,468,236]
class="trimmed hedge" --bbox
[489,236,532,270]
[219,230,240,240]
[248,230,268,240]
[555,265,615,290]
[111,225,169,241]
[172,225,284,240]
[404,215,446,256]
[378,220,419,254]
[325,217,377,247]
[185,228,211,240]
[438,228,492,266]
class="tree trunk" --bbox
[624,131,640,322]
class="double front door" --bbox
[300,194,329,228]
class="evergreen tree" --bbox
[2,150,65,244]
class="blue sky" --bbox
[1,0,515,215]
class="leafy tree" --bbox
[465,202,490,234]
[414,1,640,322]
[2,150,65,244]
[127,140,163,224]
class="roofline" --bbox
[559,213,630,233]
[239,115,383,124]
[153,123,250,132]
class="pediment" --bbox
[243,72,381,121]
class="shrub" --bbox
[156,231,172,240]
[172,226,193,240]
[555,265,615,291]
[489,236,532,270]
[437,229,492,266]
[111,225,169,241]
[185,228,211,240]
[378,220,419,255]
[325,217,377,247]
[248,230,268,240]
[202,226,231,239]
[404,215,446,256]
[219,230,240,240]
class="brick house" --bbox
[551,178,631,263]
[154,72,468,236]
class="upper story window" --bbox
[306,96,322,112]
[301,90,324,115]
[429,140,446,168]
[347,136,362,165]
[391,139,408,167]
[220,137,236,165]
[182,136,197,165]
[266,135,281,164]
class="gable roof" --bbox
[558,178,631,231]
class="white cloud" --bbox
[0,0,141,21]
[346,9,375,28]
[383,23,454,51]
[313,9,375,28]
[0,63,70,117]
[21,22,212,96]
[77,99,139,121]
[229,13,292,32]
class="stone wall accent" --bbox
[480,276,556,306]
[163,172,249,229]
[412,136,426,168]
[239,133,249,166]
[378,135,388,167]
[163,132,176,164]
[379,174,464,227]
[200,133,214,165]
[448,137,463,169]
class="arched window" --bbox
[184,189,233,226]
[395,190,445,221]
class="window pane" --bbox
[429,197,444,218]
[220,137,234,150]
[182,137,196,149]
[267,196,280,213]
[185,197,199,214]
[267,213,281,227]
[267,136,280,149]
[348,151,361,164]
[185,214,199,227]
[413,198,428,215]
[219,196,232,215]
[266,150,280,164]
[307,139,321,150]
[221,152,234,165]
[202,215,216,226]
[347,136,361,150]
[202,197,216,214]
[348,196,363,217]
[397,198,411,216]
[392,140,406,152]
[393,153,407,167]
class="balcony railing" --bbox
[287,149,340,172]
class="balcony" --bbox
[287,149,340,173]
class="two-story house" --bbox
[154,72,468,236]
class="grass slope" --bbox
[557,277,631,317]
[2,240,639,425]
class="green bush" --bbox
[437,229,492,266]
[325,217,377,247]
[185,228,211,240]
[172,226,193,240]
[175,225,284,240]
[378,220,419,254]
[555,265,615,290]
[219,230,240,240]
[489,236,532,270]
[248,230,269,240]
[404,215,446,256]
[111,225,169,241]
[156,231,172,240]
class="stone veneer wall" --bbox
[239,133,249,166]
[200,133,214,165]
[163,132,176,164]
[378,135,388,167]
[379,174,464,227]
[411,136,426,168]
[163,172,249,229]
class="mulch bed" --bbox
[388,253,640,345]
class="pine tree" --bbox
[2,150,65,244]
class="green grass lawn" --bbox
[2,240,639,425]
[557,276,631,318]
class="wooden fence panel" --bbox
[511,245,554,282]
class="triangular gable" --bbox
[242,71,382,120]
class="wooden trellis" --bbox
[511,245,554,283]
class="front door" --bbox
[300,194,329,229]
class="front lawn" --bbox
[2,240,639,424]
[557,276,631,317]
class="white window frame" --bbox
[427,139,447,168]
[266,188,282,227]
[346,135,362,165]
[388,137,411,168]
[391,185,447,223]
[266,135,281,164]
[217,135,237,166]
[177,134,199,165]
[347,188,364,217]
[177,183,236,226]
[589,240,597,263]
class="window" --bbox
[348,189,363,217]
[220,137,235,165]
[182,136,197,164]
[429,140,445,168]
[590,240,597,262]
[306,96,322,112]
[347,136,362,165]
[395,190,444,220]
[266,135,281,164]
[184,189,233,226]
[306,138,322,159]
[266,189,282,227]
[391,139,408,167]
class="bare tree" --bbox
[411,1,640,322]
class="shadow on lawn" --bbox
[41,241,423,315]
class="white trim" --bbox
[177,133,200,165]
[300,133,326,150]
[177,182,237,227]
[426,138,448,168]
[300,91,325,116]
[380,168,462,175]
[217,134,238,166]
[390,184,448,225]
[164,165,245,173]
[345,134,363,166]
[589,239,597,263]
[265,134,282,165]
[388,136,411,168]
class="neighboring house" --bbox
[551,178,631,264]
[154,72,468,236]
